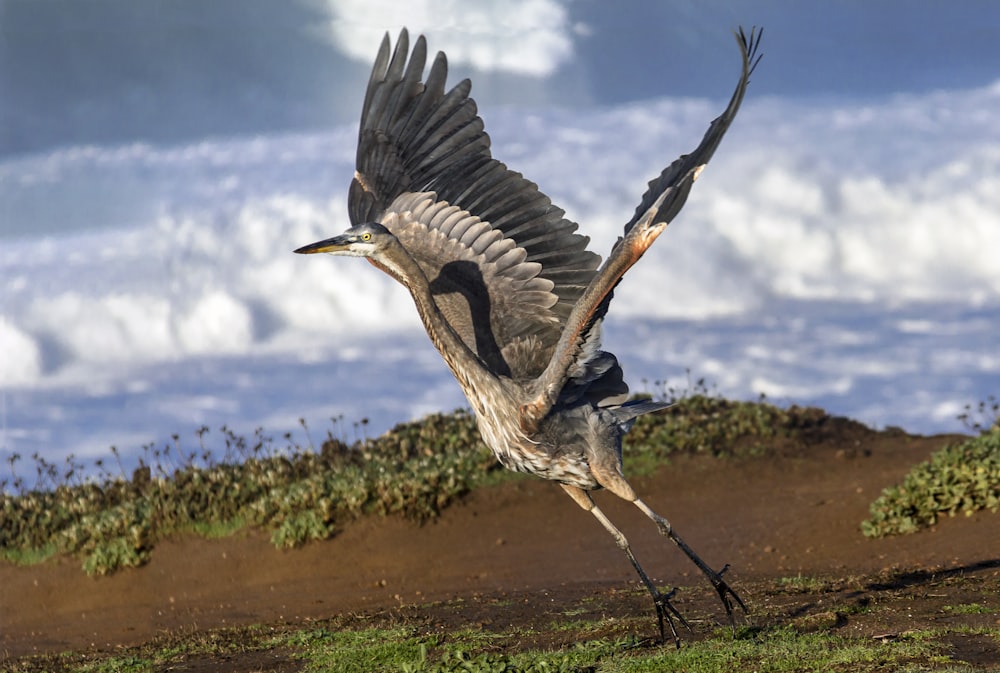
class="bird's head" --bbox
[294,222,394,258]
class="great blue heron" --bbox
[297,27,762,643]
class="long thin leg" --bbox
[560,483,688,646]
[632,498,748,626]
[588,465,748,632]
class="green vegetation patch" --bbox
[4,618,956,673]
[862,429,1000,538]
[0,414,494,575]
[625,389,835,474]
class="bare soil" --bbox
[2,423,999,669]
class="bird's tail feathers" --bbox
[611,399,673,431]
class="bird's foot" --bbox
[652,586,690,648]
[707,563,749,633]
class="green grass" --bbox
[286,627,430,672]
[604,629,945,673]
[943,603,995,615]
[774,574,844,594]
[6,613,976,673]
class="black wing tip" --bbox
[378,29,447,85]
[735,25,764,78]
[388,27,410,50]
[384,28,434,56]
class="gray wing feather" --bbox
[625,27,763,235]
[382,192,559,377]
[522,27,762,428]
[350,29,601,378]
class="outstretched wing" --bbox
[522,27,763,428]
[350,29,600,379]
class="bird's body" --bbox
[297,28,762,643]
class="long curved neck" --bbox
[367,242,496,395]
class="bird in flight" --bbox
[297,27,762,644]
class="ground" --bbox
[2,423,999,669]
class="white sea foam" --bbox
[317,0,574,76]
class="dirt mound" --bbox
[2,426,998,663]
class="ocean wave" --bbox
[4,84,1000,390]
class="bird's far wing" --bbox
[349,30,601,376]
[623,27,762,237]
[521,27,763,429]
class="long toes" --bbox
[709,565,749,632]
[714,564,749,613]
[653,588,691,647]
[654,603,681,648]
[721,584,749,616]
[665,589,693,629]
[716,584,745,625]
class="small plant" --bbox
[957,395,1000,435]
[862,428,1000,538]
[626,377,834,464]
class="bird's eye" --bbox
[361,232,372,241]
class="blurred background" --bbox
[2,0,999,473]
